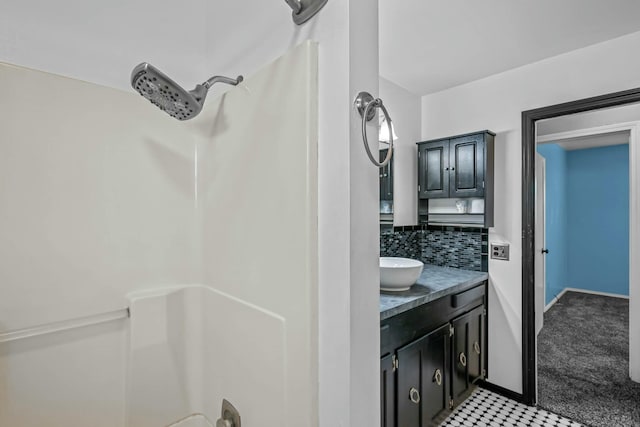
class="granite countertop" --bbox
[380,265,488,320]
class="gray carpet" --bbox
[538,291,640,426]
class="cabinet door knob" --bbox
[459,352,467,367]
[409,387,421,404]
[451,167,455,171]
[542,249,549,254]
[433,369,442,386]
[445,167,450,171]
[474,341,481,355]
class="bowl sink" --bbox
[380,257,424,291]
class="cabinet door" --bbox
[380,149,393,201]
[397,324,451,427]
[451,305,485,406]
[449,134,485,198]
[380,354,396,427]
[418,141,449,199]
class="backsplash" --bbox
[380,225,488,272]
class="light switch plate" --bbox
[491,243,510,261]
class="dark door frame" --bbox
[521,87,640,405]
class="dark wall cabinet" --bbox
[417,131,494,227]
[418,133,487,199]
[380,283,487,427]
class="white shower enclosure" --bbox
[0,42,318,427]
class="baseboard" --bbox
[544,287,629,312]
[478,380,525,404]
[563,287,629,299]
[544,288,568,312]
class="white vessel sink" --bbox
[380,257,424,292]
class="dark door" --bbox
[418,140,449,199]
[397,324,451,427]
[451,305,485,406]
[380,353,396,427]
[380,149,393,201]
[449,134,485,198]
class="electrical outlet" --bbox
[491,243,510,261]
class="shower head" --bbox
[131,63,243,121]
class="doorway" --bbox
[534,119,635,424]
[521,88,640,410]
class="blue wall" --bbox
[566,144,629,296]
[537,144,568,304]
[537,143,629,303]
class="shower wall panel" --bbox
[196,41,318,427]
[0,62,200,332]
[0,62,200,425]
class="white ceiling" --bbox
[380,0,640,95]
[541,130,629,151]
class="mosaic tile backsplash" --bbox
[380,225,488,272]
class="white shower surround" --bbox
[0,42,318,426]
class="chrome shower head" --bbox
[131,63,243,121]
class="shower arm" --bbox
[202,75,243,90]
[189,75,244,103]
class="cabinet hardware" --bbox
[409,387,421,404]
[434,369,442,386]
[473,341,481,355]
[449,324,454,337]
[459,352,467,367]
[449,398,454,409]
[392,355,399,372]
[482,369,487,378]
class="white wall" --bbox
[538,103,640,136]
[379,77,422,226]
[421,30,640,393]
[0,1,380,425]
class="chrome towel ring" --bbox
[354,91,394,167]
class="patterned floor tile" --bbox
[440,388,584,427]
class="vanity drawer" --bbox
[451,284,485,308]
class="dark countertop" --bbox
[380,265,488,321]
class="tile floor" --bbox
[440,388,584,427]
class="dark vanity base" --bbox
[381,281,488,427]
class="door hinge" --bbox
[483,308,487,316]
[418,184,421,192]
[482,369,487,378]
[392,355,399,372]
[449,324,454,337]
[483,180,485,188]
[449,398,454,409]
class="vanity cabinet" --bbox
[396,324,451,427]
[380,353,396,427]
[417,130,495,227]
[451,305,486,406]
[380,282,487,427]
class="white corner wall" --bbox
[421,30,640,393]
[379,77,422,226]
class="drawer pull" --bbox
[459,352,467,367]
[434,369,442,386]
[409,387,421,404]
[474,341,481,355]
